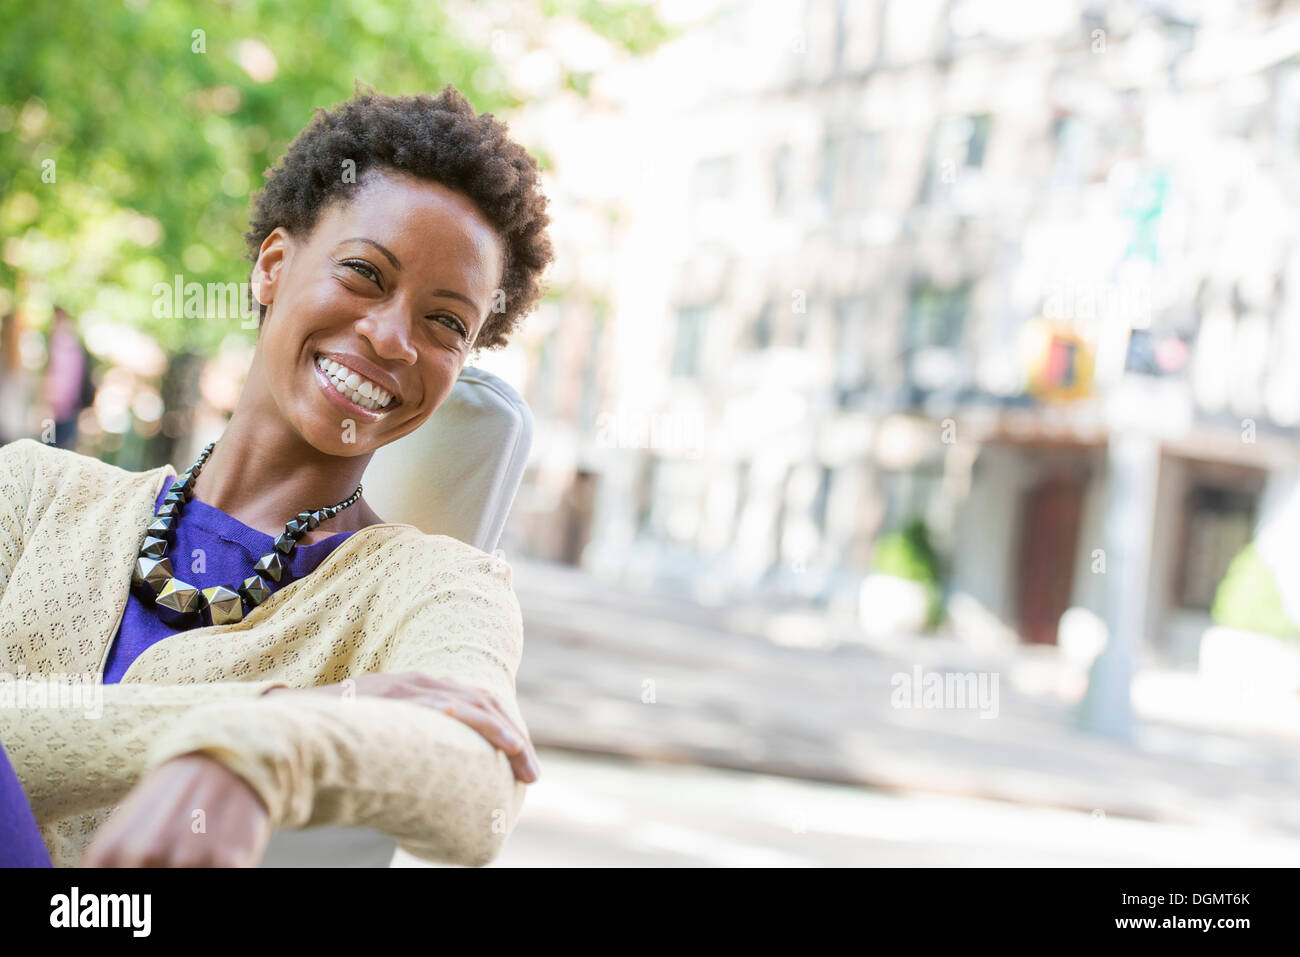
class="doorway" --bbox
[1016,473,1085,644]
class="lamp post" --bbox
[1076,424,1161,741]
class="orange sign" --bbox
[1020,317,1094,401]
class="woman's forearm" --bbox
[0,678,289,823]
[144,691,528,867]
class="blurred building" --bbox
[501,0,1300,667]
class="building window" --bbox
[671,304,711,378]
[905,284,968,352]
[877,467,945,540]
[771,146,792,212]
[921,114,992,204]
[636,455,658,535]
[577,309,606,430]
[812,464,834,532]
[1050,113,1098,188]
[903,284,970,395]
[834,295,872,401]
[751,302,774,350]
[1177,485,1257,610]
[819,130,878,211]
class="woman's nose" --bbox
[355,300,418,364]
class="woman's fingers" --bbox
[468,689,542,777]
[349,672,541,783]
[414,694,539,783]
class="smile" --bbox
[313,354,399,414]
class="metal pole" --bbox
[1076,431,1160,741]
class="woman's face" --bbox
[249,168,505,456]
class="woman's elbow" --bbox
[462,772,528,867]
[402,762,528,867]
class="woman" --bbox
[0,83,554,867]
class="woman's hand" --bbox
[79,753,272,867]
[264,672,540,784]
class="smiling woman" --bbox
[0,82,554,868]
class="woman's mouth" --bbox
[312,353,399,416]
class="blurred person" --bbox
[0,309,29,444]
[0,83,553,868]
[41,306,95,450]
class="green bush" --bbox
[1211,544,1300,639]
[871,518,945,628]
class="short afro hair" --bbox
[244,82,554,350]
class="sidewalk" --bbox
[509,557,1300,840]
[397,748,1300,867]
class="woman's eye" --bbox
[344,260,381,285]
[432,314,468,338]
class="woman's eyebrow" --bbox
[336,237,481,315]
[337,237,403,270]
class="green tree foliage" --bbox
[1211,544,1299,639]
[871,517,945,629]
[0,0,672,353]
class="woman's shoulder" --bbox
[2,436,170,488]
[2,437,171,521]
[374,524,507,564]
[360,525,513,586]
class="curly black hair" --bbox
[244,82,555,350]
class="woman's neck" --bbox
[186,409,380,541]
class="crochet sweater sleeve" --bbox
[1,680,293,823]
[0,438,531,867]
[139,547,531,867]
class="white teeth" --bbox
[315,356,394,410]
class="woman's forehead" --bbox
[322,174,503,267]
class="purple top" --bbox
[101,475,357,684]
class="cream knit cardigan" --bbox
[0,437,532,867]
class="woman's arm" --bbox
[0,679,292,823]
[135,546,537,867]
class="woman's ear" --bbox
[251,228,291,318]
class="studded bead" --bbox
[139,535,169,559]
[273,532,297,555]
[201,585,244,626]
[156,502,180,520]
[254,551,286,582]
[135,556,174,595]
[156,578,203,626]
[239,575,271,607]
[146,515,176,540]
[285,519,307,537]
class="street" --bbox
[402,556,1300,867]
[396,747,1300,867]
